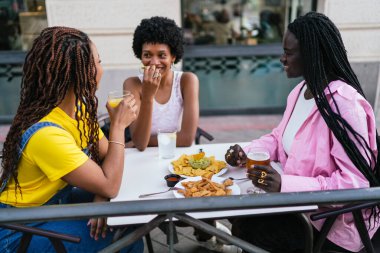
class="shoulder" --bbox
[30,125,74,146]
[328,80,373,118]
[25,125,77,159]
[329,80,367,106]
[180,71,199,87]
[123,76,142,90]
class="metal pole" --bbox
[175,213,269,253]
[1,188,380,224]
[99,215,167,253]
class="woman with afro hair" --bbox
[123,16,199,151]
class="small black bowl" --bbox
[164,174,182,187]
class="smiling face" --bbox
[141,43,175,77]
[280,30,303,78]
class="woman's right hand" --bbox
[141,65,162,99]
[225,144,247,167]
[106,94,137,129]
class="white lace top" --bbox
[138,71,183,135]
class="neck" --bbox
[304,85,314,100]
[159,70,174,89]
[58,90,76,119]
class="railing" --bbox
[1,187,380,253]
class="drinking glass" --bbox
[157,130,177,159]
[108,90,131,108]
[246,148,270,194]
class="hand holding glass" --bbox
[246,148,270,194]
[108,90,131,108]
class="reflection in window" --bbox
[182,0,313,46]
[0,0,47,51]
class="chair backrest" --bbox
[98,113,214,145]
[310,202,380,253]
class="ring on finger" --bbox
[257,178,267,185]
[260,171,267,179]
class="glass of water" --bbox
[157,130,177,159]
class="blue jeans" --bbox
[0,187,143,253]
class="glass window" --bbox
[0,0,47,51]
[182,0,314,46]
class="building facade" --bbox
[0,0,379,117]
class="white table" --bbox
[108,142,317,226]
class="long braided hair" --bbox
[288,12,380,226]
[1,26,100,195]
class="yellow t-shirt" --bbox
[0,107,104,207]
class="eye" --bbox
[142,53,151,58]
[159,54,167,59]
[99,59,102,64]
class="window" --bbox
[0,0,47,51]
[182,0,314,46]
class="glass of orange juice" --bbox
[108,90,131,108]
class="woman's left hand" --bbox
[88,217,111,240]
[88,195,112,240]
[247,164,281,192]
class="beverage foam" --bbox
[247,152,269,161]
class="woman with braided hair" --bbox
[225,12,379,252]
[0,27,143,252]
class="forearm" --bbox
[131,98,154,151]
[100,123,125,195]
[176,130,195,147]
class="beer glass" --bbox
[246,148,270,194]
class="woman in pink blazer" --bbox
[226,12,379,253]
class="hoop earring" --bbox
[171,63,175,70]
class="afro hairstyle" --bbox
[132,16,184,64]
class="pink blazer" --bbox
[244,80,378,252]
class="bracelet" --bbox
[108,140,125,148]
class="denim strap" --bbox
[0,122,64,193]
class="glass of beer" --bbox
[246,148,270,169]
[246,148,270,194]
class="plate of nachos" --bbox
[169,151,227,178]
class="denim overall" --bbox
[0,122,143,253]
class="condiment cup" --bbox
[164,174,182,187]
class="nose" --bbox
[280,53,286,64]
[149,56,160,66]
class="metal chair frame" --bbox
[310,201,380,253]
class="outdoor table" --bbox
[107,142,318,226]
